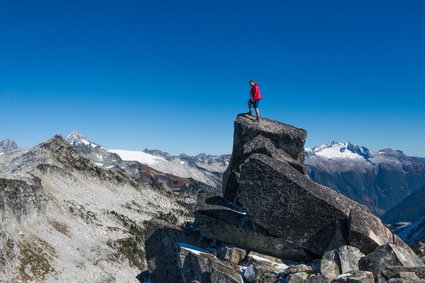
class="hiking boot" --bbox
[247,111,253,116]
[254,117,260,122]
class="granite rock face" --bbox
[338,245,364,274]
[0,177,47,225]
[218,114,411,257]
[223,115,307,202]
[195,190,313,260]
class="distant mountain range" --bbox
[305,142,425,216]
[2,135,425,222]
[65,131,229,195]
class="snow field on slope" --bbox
[108,149,166,166]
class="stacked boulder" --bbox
[143,114,424,283]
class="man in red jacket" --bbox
[248,80,262,122]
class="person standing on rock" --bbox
[248,80,262,122]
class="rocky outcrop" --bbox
[223,115,306,202]
[0,177,47,225]
[202,115,413,258]
[143,114,424,282]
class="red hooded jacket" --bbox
[250,83,262,101]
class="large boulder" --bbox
[177,244,242,283]
[223,114,307,202]
[338,245,364,274]
[320,245,364,281]
[220,114,415,257]
[195,190,313,260]
[320,250,341,281]
[359,243,424,282]
[144,218,206,283]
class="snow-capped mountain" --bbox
[0,134,194,281]
[65,131,228,194]
[0,138,18,154]
[305,142,425,216]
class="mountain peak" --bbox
[65,130,100,149]
[308,141,370,160]
[0,138,18,153]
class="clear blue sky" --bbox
[1,0,424,156]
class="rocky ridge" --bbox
[0,135,194,282]
[143,114,424,283]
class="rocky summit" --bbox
[144,114,424,283]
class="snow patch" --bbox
[313,143,363,160]
[248,254,288,271]
[108,149,166,166]
[334,273,352,280]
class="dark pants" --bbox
[248,99,260,109]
